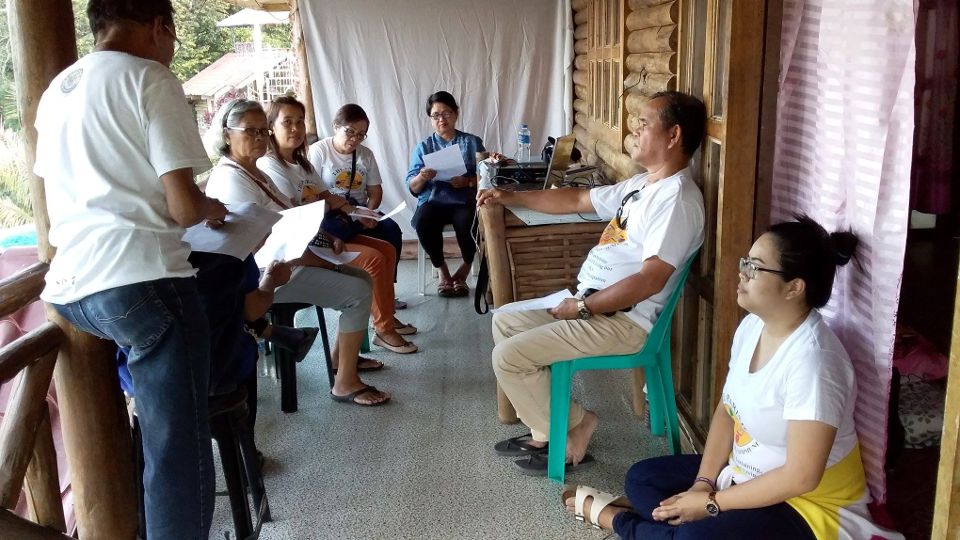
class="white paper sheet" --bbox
[307,246,360,265]
[422,144,467,182]
[348,200,407,222]
[254,200,325,268]
[491,289,575,313]
[182,202,281,260]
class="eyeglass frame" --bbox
[162,24,182,54]
[429,111,456,120]
[336,125,368,141]
[615,189,641,229]
[738,257,788,281]
[225,126,272,139]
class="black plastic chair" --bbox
[267,303,335,413]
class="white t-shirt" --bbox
[577,168,704,330]
[257,154,326,205]
[205,157,292,213]
[34,52,212,304]
[720,312,902,540]
[306,137,382,206]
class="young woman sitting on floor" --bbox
[562,215,903,540]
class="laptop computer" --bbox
[496,134,576,191]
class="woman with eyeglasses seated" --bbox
[561,215,903,540]
[204,99,391,406]
[259,97,418,355]
[405,91,484,297]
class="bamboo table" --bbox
[479,204,608,423]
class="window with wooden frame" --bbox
[587,0,625,135]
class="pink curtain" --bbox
[910,0,958,214]
[771,0,916,503]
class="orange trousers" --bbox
[344,235,397,334]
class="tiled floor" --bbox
[209,259,669,540]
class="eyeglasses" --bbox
[338,126,367,141]
[615,189,641,229]
[429,112,455,120]
[227,127,272,138]
[163,25,182,54]
[738,257,788,280]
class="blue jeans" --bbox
[53,278,214,540]
[613,454,815,540]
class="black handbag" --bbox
[319,151,366,242]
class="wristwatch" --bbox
[705,491,721,517]
[576,299,592,320]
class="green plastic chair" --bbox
[546,252,697,483]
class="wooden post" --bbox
[7,0,139,537]
[24,411,67,532]
[933,275,960,538]
[288,0,318,136]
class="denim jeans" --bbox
[53,277,214,540]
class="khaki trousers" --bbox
[491,309,648,442]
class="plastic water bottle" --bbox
[517,124,531,162]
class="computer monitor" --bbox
[542,134,576,189]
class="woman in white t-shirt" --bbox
[561,215,903,540]
[205,99,391,406]
[260,97,417,355]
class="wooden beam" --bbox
[0,262,46,320]
[0,509,72,540]
[626,1,678,31]
[934,269,960,538]
[8,0,139,537]
[0,348,58,509]
[23,411,66,533]
[627,25,677,53]
[288,0,317,136]
[0,323,62,385]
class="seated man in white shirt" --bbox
[476,91,707,476]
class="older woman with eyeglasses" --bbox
[259,97,417,355]
[204,99,391,406]
[406,91,485,297]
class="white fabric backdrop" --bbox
[771,0,916,502]
[299,0,573,237]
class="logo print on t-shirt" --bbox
[61,68,83,93]
[726,404,754,447]
[597,218,627,246]
[333,168,363,190]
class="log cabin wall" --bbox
[571,0,679,182]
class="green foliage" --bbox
[0,130,32,228]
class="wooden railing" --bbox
[0,262,72,539]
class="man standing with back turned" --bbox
[477,91,706,477]
[34,1,226,538]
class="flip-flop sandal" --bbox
[494,433,549,456]
[559,485,633,529]
[437,281,456,297]
[372,333,418,354]
[513,452,595,477]
[452,280,470,297]
[394,321,418,335]
[331,356,385,375]
[330,385,390,407]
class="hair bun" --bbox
[828,231,859,267]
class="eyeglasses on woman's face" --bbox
[338,125,367,141]
[227,126,272,139]
[163,24,182,54]
[738,257,787,281]
[429,111,455,121]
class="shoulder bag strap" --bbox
[221,162,291,210]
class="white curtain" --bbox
[299,0,573,237]
[771,0,916,502]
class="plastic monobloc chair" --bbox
[546,252,697,483]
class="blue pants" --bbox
[613,454,816,540]
[53,278,214,540]
[359,216,403,281]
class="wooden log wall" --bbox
[572,0,679,182]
